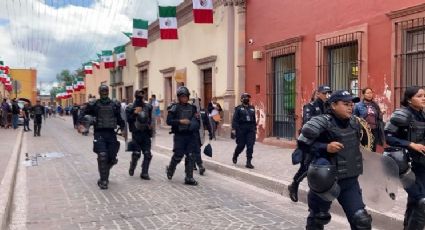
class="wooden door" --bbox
[203,68,212,108]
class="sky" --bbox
[0,0,183,94]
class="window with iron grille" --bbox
[317,32,362,95]
[394,18,425,105]
[266,46,297,139]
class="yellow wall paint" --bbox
[9,69,37,104]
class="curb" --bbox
[0,129,24,230]
[153,144,403,230]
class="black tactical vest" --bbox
[177,104,194,132]
[34,105,44,115]
[95,101,117,129]
[239,105,255,123]
[135,106,150,131]
[328,118,363,179]
[407,111,425,164]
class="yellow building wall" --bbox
[85,65,110,101]
[9,69,37,104]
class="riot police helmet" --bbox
[98,85,109,98]
[177,86,190,97]
[240,92,251,103]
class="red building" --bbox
[245,0,425,143]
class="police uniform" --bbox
[32,104,44,136]
[289,86,331,202]
[126,93,154,180]
[385,106,425,229]
[166,87,200,185]
[193,109,214,175]
[71,105,80,128]
[232,93,256,169]
[80,85,124,190]
[298,90,372,230]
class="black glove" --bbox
[231,129,236,139]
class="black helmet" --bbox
[98,85,109,93]
[134,89,144,98]
[177,86,190,97]
[240,92,251,102]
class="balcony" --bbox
[110,68,123,87]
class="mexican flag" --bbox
[56,87,65,99]
[0,60,3,67]
[114,45,126,67]
[0,70,6,84]
[66,83,73,93]
[122,31,132,39]
[158,6,178,39]
[92,60,100,69]
[132,19,148,47]
[77,77,85,90]
[84,62,93,74]
[73,78,80,92]
[192,0,213,23]
[102,50,115,69]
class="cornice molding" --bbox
[387,3,425,19]
[192,55,217,65]
[264,36,303,50]
[135,61,150,68]
[159,67,176,74]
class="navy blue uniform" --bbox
[166,102,200,184]
[232,104,256,161]
[299,113,371,230]
[385,107,425,229]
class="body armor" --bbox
[95,101,117,129]
[135,106,151,131]
[328,117,363,179]
[237,105,255,123]
[406,109,425,165]
[177,104,194,132]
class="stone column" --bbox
[236,0,246,97]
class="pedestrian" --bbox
[165,86,200,185]
[150,94,161,128]
[354,87,385,152]
[22,102,31,132]
[42,102,47,121]
[298,90,372,229]
[71,103,80,129]
[207,97,222,135]
[126,90,153,180]
[288,85,332,202]
[31,99,44,136]
[1,99,10,128]
[11,98,20,129]
[384,86,425,229]
[79,85,125,190]
[231,93,256,169]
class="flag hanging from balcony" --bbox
[159,6,178,39]
[92,60,100,69]
[77,77,85,90]
[0,70,6,84]
[114,45,126,67]
[66,82,73,93]
[102,50,115,69]
[132,19,148,47]
[73,78,80,92]
[192,0,213,23]
[84,62,93,74]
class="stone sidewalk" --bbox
[0,128,22,183]
[152,127,407,229]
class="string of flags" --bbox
[81,0,214,75]
[0,60,13,92]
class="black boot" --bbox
[97,152,110,190]
[129,152,140,176]
[245,159,254,169]
[166,161,177,180]
[232,153,238,164]
[406,198,425,230]
[109,158,118,169]
[140,155,151,180]
[184,154,198,186]
[198,164,206,176]
[193,164,197,170]
[288,181,299,202]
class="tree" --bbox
[56,69,74,84]
[50,86,60,99]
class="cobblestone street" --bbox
[7,117,351,229]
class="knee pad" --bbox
[314,212,331,225]
[132,151,141,158]
[98,152,108,162]
[352,209,372,230]
[143,150,152,159]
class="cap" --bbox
[328,90,360,103]
[317,85,332,93]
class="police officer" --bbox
[231,93,256,169]
[289,85,332,202]
[298,90,372,230]
[71,103,80,129]
[385,86,425,230]
[79,85,125,190]
[166,86,200,185]
[32,99,44,137]
[126,90,153,180]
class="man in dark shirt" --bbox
[11,98,20,129]
[22,102,31,132]
[31,99,44,136]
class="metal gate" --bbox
[394,18,425,106]
[266,47,297,139]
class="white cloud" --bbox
[0,0,183,91]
